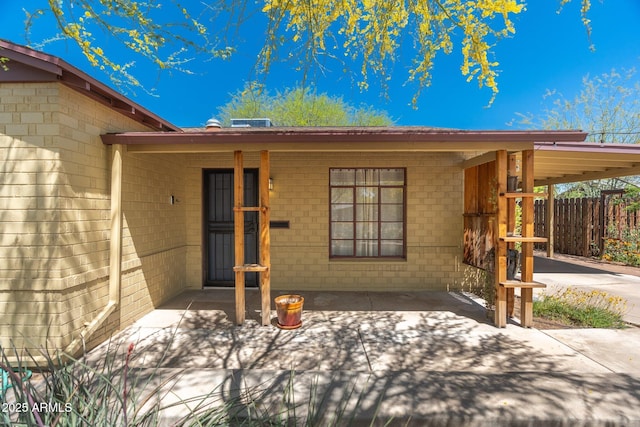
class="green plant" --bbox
[601,191,640,266]
[602,237,640,267]
[533,287,629,328]
[602,211,640,267]
[480,269,496,312]
[0,305,254,426]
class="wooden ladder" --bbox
[233,150,271,326]
[495,149,547,328]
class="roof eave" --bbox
[0,39,180,132]
[101,128,589,153]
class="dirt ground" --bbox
[512,296,578,329]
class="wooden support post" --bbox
[520,149,535,327]
[546,184,555,258]
[507,154,517,318]
[494,150,508,328]
[259,151,271,326]
[234,151,245,325]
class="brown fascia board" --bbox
[0,39,180,132]
[535,140,640,155]
[0,39,63,75]
[101,128,588,149]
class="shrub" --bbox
[533,287,629,328]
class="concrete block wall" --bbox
[1,83,67,351]
[119,150,187,318]
[185,151,467,291]
[0,82,188,355]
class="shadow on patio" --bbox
[80,290,640,425]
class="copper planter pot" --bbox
[274,295,304,329]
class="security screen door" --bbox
[203,169,258,287]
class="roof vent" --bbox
[205,118,222,131]
[231,118,272,128]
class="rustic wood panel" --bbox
[464,167,479,214]
[463,161,496,270]
[463,215,495,270]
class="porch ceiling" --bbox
[533,142,640,186]
[462,141,640,186]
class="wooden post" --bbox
[581,197,589,257]
[520,149,535,327]
[546,184,554,258]
[507,154,517,318]
[598,194,605,256]
[494,150,508,328]
[259,151,271,326]
[234,151,245,325]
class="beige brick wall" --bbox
[0,82,188,355]
[1,80,477,356]
[1,84,61,351]
[185,151,468,291]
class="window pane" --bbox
[332,222,354,239]
[356,187,378,204]
[331,187,353,204]
[356,222,378,239]
[380,169,405,185]
[356,169,379,185]
[356,240,378,256]
[330,169,355,185]
[331,240,354,256]
[381,222,403,239]
[381,188,403,203]
[329,167,405,258]
[381,204,403,221]
[356,203,378,221]
[380,240,403,256]
[332,204,353,221]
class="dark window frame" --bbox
[329,168,407,259]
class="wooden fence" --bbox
[534,192,640,257]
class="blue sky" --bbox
[1,1,639,129]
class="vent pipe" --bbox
[205,118,222,131]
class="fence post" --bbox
[586,198,594,256]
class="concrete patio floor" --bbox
[83,289,640,426]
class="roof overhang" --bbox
[101,127,587,153]
[0,39,179,132]
[100,127,640,185]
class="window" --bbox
[330,168,406,258]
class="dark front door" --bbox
[204,169,259,287]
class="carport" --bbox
[463,141,640,327]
